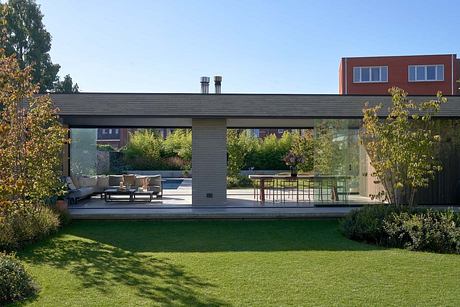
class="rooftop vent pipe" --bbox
[200,76,210,94]
[214,76,222,94]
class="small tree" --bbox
[163,129,192,170]
[227,129,257,177]
[0,48,68,206]
[314,120,343,175]
[288,131,314,172]
[360,87,447,206]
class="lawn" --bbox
[11,220,460,306]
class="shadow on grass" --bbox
[62,219,378,253]
[21,239,228,306]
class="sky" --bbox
[36,0,459,94]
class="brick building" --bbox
[339,54,460,95]
[97,128,174,149]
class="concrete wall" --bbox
[192,119,227,205]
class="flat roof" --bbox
[341,54,457,60]
[51,93,460,121]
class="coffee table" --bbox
[133,190,155,202]
[104,188,136,202]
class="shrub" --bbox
[123,130,163,170]
[227,176,253,189]
[340,205,408,245]
[384,210,460,253]
[340,205,460,254]
[227,130,258,176]
[0,204,60,252]
[97,144,115,152]
[0,253,38,304]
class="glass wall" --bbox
[69,128,191,177]
[313,119,360,193]
[70,128,98,176]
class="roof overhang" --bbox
[50,93,460,128]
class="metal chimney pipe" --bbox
[214,76,222,94]
[200,76,210,94]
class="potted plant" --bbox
[283,151,304,177]
[55,195,68,213]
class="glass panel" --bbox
[436,65,444,81]
[416,66,426,81]
[353,67,360,82]
[70,129,98,176]
[427,66,436,80]
[381,67,388,82]
[371,67,380,81]
[312,119,360,199]
[409,66,416,81]
[361,68,370,82]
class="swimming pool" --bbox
[163,179,184,189]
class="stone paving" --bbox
[69,178,382,219]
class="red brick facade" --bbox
[339,54,460,96]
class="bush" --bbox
[340,205,460,254]
[123,130,163,170]
[340,205,408,245]
[97,144,115,152]
[384,210,460,253]
[0,204,60,251]
[0,253,38,304]
[227,176,253,189]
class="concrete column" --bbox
[192,119,227,206]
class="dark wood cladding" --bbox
[416,125,460,205]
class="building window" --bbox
[408,65,444,82]
[353,66,388,83]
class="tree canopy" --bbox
[0,47,68,205]
[360,87,447,206]
[54,74,79,93]
[1,0,78,93]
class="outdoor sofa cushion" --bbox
[123,174,136,187]
[109,175,123,186]
[97,175,109,189]
[65,177,77,190]
[78,176,98,187]
[74,186,96,199]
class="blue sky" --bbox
[37,0,459,93]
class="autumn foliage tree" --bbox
[0,47,68,207]
[360,87,447,206]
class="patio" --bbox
[68,178,380,219]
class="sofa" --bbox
[64,174,162,204]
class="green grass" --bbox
[11,220,460,306]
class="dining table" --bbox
[248,174,350,203]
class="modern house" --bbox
[339,54,460,95]
[56,91,460,207]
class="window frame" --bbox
[408,64,444,82]
[352,66,388,83]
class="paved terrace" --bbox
[69,179,381,219]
